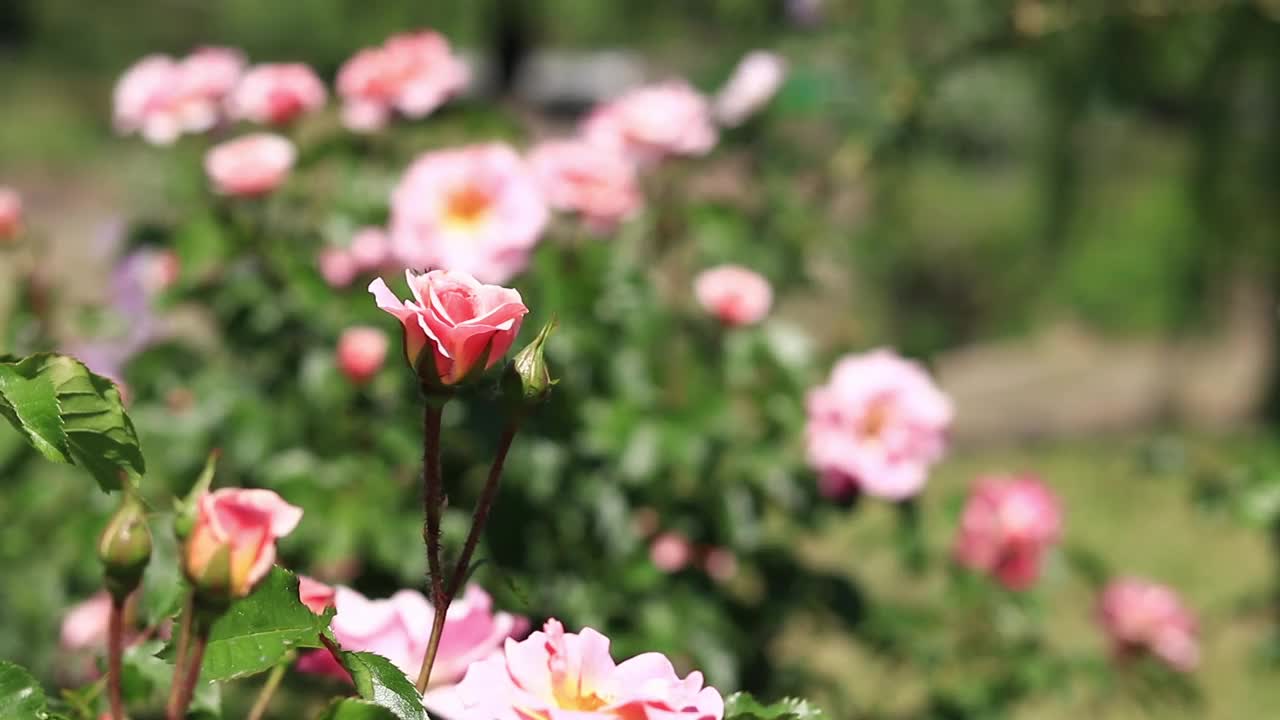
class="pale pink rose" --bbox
[336,30,468,132]
[527,139,642,232]
[319,248,359,288]
[337,326,389,385]
[183,488,303,598]
[60,591,113,651]
[455,619,724,720]
[714,51,787,127]
[369,269,528,384]
[113,48,245,145]
[582,81,718,165]
[702,548,739,583]
[297,585,527,693]
[650,532,693,573]
[230,63,327,125]
[1098,578,1199,672]
[204,133,296,197]
[805,349,953,501]
[349,227,391,271]
[953,475,1062,590]
[0,187,22,241]
[389,143,548,283]
[178,46,246,108]
[693,265,773,327]
[298,576,337,614]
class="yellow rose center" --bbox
[444,185,492,229]
[857,400,891,441]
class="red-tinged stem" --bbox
[166,622,209,720]
[165,592,195,718]
[107,595,126,720]
[416,402,447,694]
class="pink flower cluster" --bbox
[337,31,469,133]
[114,47,246,145]
[953,475,1062,590]
[1098,578,1199,672]
[454,619,724,720]
[806,349,953,501]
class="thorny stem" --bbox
[416,402,447,694]
[166,620,209,720]
[165,591,195,717]
[107,595,126,720]
[245,653,293,720]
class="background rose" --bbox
[204,133,296,197]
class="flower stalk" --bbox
[107,595,125,720]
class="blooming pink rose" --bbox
[230,63,327,125]
[389,143,548,283]
[60,591,113,651]
[953,475,1062,590]
[319,248,359,288]
[204,133,296,197]
[583,81,718,165]
[337,30,468,132]
[113,48,245,145]
[178,46,246,107]
[650,532,693,573]
[454,619,724,720]
[298,576,337,615]
[805,349,953,501]
[0,187,22,241]
[693,265,773,327]
[369,269,528,385]
[714,51,786,127]
[527,139,642,232]
[1098,578,1199,672]
[349,227,392,271]
[297,585,526,696]
[183,488,303,598]
[337,326,390,385]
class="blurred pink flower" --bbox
[527,139,642,232]
[0,187,22,241]
[179,46,246,105]
[702,547,739,583]
[805,349,953,501]
[389,143,548,283]
[349,227,392,271]
[204,133,296,197]
[953,475,1062,590]
[337,30,468,132]
[299,576,337,615]
[298,585,526,696]
[183,488,303,598]
[583,81,718,165]
[1098,578,1199,672]
[453,619,724,720]
[337,326,389,385]
[714,51,786,127]
[230,63,327,125]
[369,269,528,384]
[693,265,773,327]
[319,248,358,288]
[113,47,245,145]
[650,532,693,573]
[60,591,113,652]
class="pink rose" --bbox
[1098,578,1199,672]
[693,265,773,327]
[348,227,392,271]
[714,51,787,127]
[298,576,337,615]
[527,139,642,232]
[318,248,358,288]
[454,619,724,720]
[113,48,245,145]
[337,326,389,385]
[298,585,526,696]
[0,187,22,241]
[389,143,548,283]
[60,591,114,651]
[369,269,528,385]
[230,63,327,125]
[337,30,468,132]
[204,133,296,197]
[183,488,303,598]
[650,532,693,573]
[178,46,246,107]
[583,81,718,165]
[805,348,953,501]
[953,475,1062,590]
[702,547,739,583]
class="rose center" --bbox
[444,185,492,228]
[856,399,892,441]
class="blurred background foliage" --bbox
[5,1,1280,718]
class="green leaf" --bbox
[337,651,428,720]
[139,513,183,625]
[167,568,333,681]
[121,640,222,717]
[316,699,400,720]
[0,660,49,719]
[724,692,827,720]
[0,353,145,491]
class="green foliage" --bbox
[335,652,428,720]
[0,660,52,719]
[0,353,144,491]
[724,692,827,720]
[120,640,222,718]
[316,699,399,720]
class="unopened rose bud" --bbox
[337,326,389,385]
[98,490,152,600]
[0,187,23,242]
[182,488,303,603]
[501,319,557,414]
[175,450,220,541]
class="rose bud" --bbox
[182,488,303,603]
[500,318,557,414]
[0,187,22,242]
[337,326,389,385]
[97,490,152,600]
[204,133,296,197]
[650,532,693,573]
[694,264,773,327]
[369,269,529,390]
[714,51,787,127]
